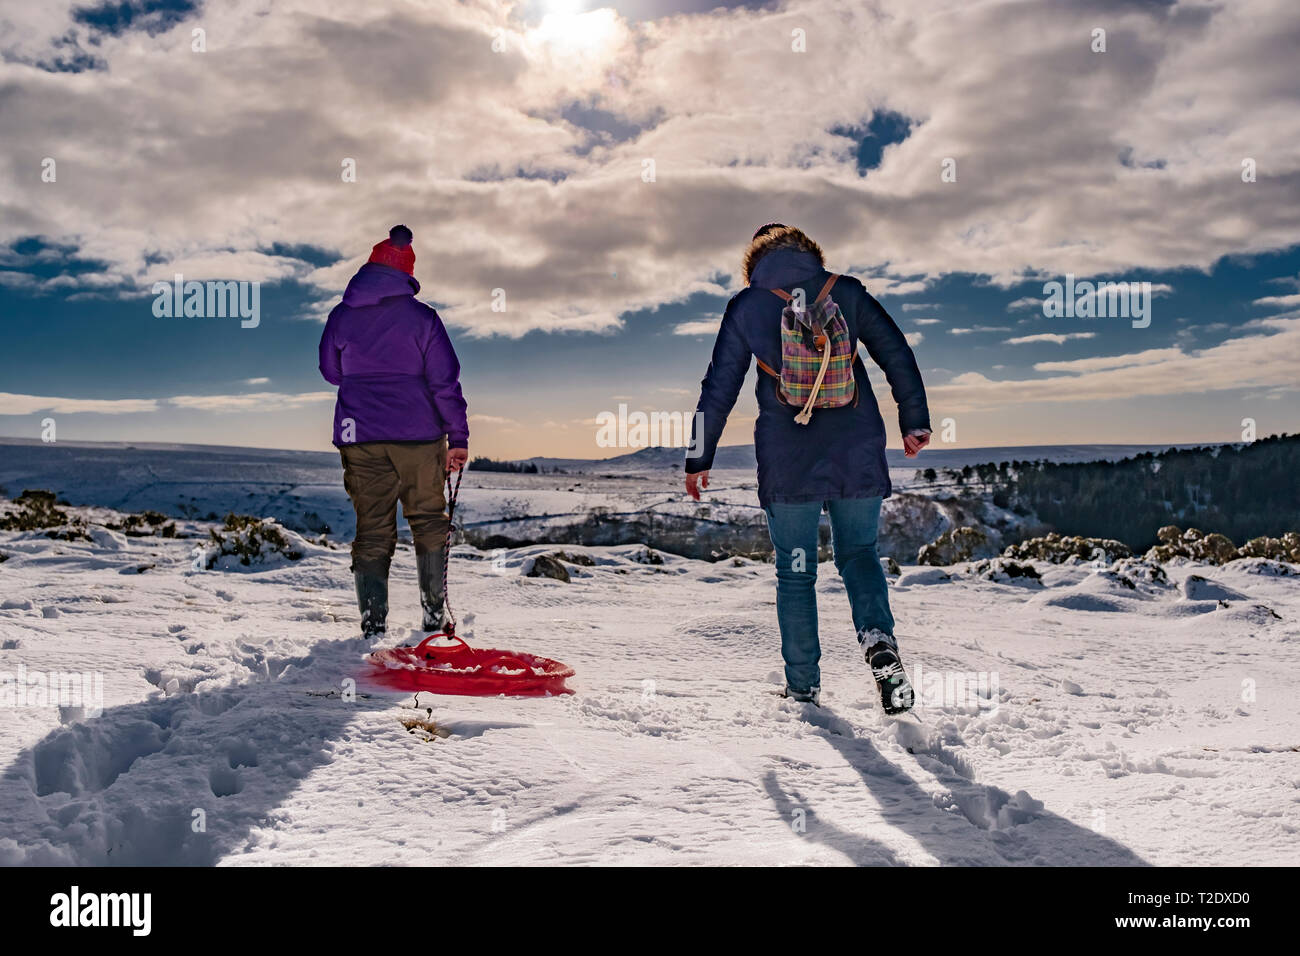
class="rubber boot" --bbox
[417,550,448,632]
[354,571,389,639]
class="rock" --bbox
[968,558,1042,583]
[917,526,989,566]
[526,554,570,582]
[552,550,595,566]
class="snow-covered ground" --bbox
[0,437,1181,544]
[2,506,1297,866]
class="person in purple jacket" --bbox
[318,225,469,638]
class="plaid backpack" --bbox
[755,274,858,425]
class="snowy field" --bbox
[0,437,1186,543]
[2,506,1297,866]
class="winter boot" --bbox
[861,628,914,715]
[780,685,821,706]
[417,550,448,632]
[353,570,389,639]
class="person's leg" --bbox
[827,497,914,713]
[764,500,825,697]
[826,496,894,643]
[391,440,450,630]
[340,444,401,636]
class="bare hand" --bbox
[903,431,930,458]
[447,447,469,472]
[685,470,710,501]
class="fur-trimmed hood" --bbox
[742,225,825,285]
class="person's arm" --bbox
[857,288,931,442]
[686,295,750,496]
[318,311,343,386]
[422,310,470,457]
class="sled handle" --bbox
[414,634,471,657]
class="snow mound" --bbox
[1181,574,1248,602]
[897,567,952,587]
[1225,557,1298,577]
[88,527,129,552]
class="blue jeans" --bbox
[763,497,894,694]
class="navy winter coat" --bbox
[687,247,930,506]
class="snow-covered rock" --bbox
[1181,575,1248,602]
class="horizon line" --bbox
[0,433,1243,462]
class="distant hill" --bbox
[521,442,1193,475]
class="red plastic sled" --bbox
[364,634,575,697]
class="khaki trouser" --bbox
[340,440,448,575]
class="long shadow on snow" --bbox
[0,637,395,866]
[764,707,1149,866]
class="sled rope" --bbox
[442,467,463,635]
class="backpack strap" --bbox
[767,273,839,305]
[756,273,855,385]
[814,273,839,304]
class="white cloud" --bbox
[1033,347,1184,373]
[930,320,1300,410]
[166,391,335,412]
[1253,293,1300,309]
[674,317,722,336]
[0,392,159,415]
[1005,332,1097,345]
[904,331,924,346]
[950,326,1011,335]
[468,413,520,428]
[0,0,1296,340]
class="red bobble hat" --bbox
[368,224,415,275]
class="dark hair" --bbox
[388,224,413,248]
[751,222,786,240]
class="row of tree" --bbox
[937,434,1300,550]
[468,456,540,473]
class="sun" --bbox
[534,3,621,52]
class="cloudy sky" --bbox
[1,0,1298,459]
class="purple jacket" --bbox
[319,263,469,449]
